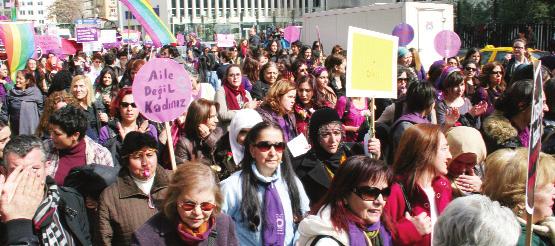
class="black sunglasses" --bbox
[120,102,137,108]
[353,186,391,201]
[253,141,286,152]
[465,67,476,72]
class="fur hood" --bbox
[482,110,519,146]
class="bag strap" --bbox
[310,235,345,246]
[398,182,413,215]
[207,228,218,246]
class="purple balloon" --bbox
[434,30,461,58]
[132,58,192,123]
[392,23,414,46]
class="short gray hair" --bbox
[3,135,46,167]
[433,194,520,246]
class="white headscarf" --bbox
[229,109,263,165]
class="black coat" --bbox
[250,80,271,101]
[1,177,92,246]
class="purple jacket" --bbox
[131,212,238,246]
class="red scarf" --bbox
[223,82,248,110]
[177,216,216,245]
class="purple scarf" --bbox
[396,112,430,125]
[347,221,392,246]
[271,111,296,142]
[262,181,286,246]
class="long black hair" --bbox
[239,121,303,231]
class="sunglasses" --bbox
[465,67,476,72]
[178,201,216,212]
[353,186,391,201]
[491,71,503,75]
[397,78,408,82]
[120,102,137,108]
[253,141,286,152]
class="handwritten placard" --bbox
[132,58,192,123]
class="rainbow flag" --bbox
[120,0,176,47]
[0,22,35,80]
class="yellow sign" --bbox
[346,26,398,98]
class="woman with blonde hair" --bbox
[70,75,109,141]
[256,79,297,142]
[482,148,555,246]
[132,162,238,245]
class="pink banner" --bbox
[34,35,62,56]
[216,34,235,48]
[176,33,185,46]
[284,26,301,43]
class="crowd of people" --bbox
[0,28,555,246]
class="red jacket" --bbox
[384,176,452,246]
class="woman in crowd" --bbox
[98,132,171,245]
[0,70,43,135]
[335,95,371,143]
[99,88,158,165]
[294,75,316,136]
[220,121,310,246]
[297,156,393,245]
[215,64,258,130]
[331,45,343,55]
[435,67,487,129]
[94,68,120,109]
[461,59,480,100]
[292,60,310,82]
[446,57,460,67]
[474,61,506,116]
[70,75,108,141]
[482,148,555,246]
[188,67,215,101]
[445,126,487,198]
[312,66,337,108]
[241,57,260,92]
[0,63,13,101]
[384,123,453,246]
[463,48,482,67]
[131,163,238,245]
[36,90,78,139]
[25,58,45,93]
[325,54,346,98]
[175,98,223,165]
[251,62,280,100]
[267,40,281,63]
[256,79,297,142]
[293,108,381,204]
[482,79,548,154]
[44,55,62,92]
[213,109,263,180]
[120,59,146,87]
[409,48,426,81]
[376,66,411,125]
[300,46,314,69]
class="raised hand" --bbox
[405,212,432,236]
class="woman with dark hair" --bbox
[251,62,280,100]
[266,40,281,63]
[214,64,258,130]
[25,58,45,93]
[36,90,78,139]
[312,40,324,57]
[482,79,548,153]
[119,59,146,87]
[241,57,260,92]
[312,66,337,108]
[131,162,238,245]
[95,67,120,108]
[0,63,14,102]
[474,61,506,116]
[0,69,43,135]
[297,156,393,245]
[98,131,171,245]
[256,79,298,142]
[409,48,426,81]
[461,59,480,99]
[300,46,314,69]
[220,121,310,245]
[435,67,487,129]
[293,108,381,204]
[325,54,346,98]
[292,59,309,82]
[294,75,316,136]
[463,48,482,66]
[175,98,223,165]
[331,45,343,55]
[384,123,453,246]
[335,95,371,142]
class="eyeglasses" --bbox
[491,71,503,75]
[353,186,391,201]
[177,201,216,212]
[253,141,286,152]
[120,102,137,108]
[228,73,241,78]
[513,46,525,50]
[465,67,476,72]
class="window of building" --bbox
[19,10,24,15]
[20,2,24,5]
[27,2,32,5]
[38,10,43,14]
[38,1,43,5]
[39,20,44,24]
[28,10,33,15]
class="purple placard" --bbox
[176,33,185,46]
[34,35,62,56]
[434,30,461,58]
[132,58,192,123]
[103,42,122,49]
[392,23,414,47]
[76,27,99,43]
[284,26,301,43]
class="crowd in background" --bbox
[1,27,555,246]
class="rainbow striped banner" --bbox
[0,22,35,80]
[120,0,176,47]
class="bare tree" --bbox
[47,0,83,23]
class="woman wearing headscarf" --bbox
[444,126,487,198]
[292,108,381,204]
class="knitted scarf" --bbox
[32,182,73,246]
[223,82,248,110]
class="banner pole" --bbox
[165,121,177,171]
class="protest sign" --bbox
[284,26,301,43]
[34,35,62,56]
[392,23,414,47]
[434,30,461,58]
[132,58,193,170]
[122,29,141,44]
[346,26,398,99]
[99,29,117,44]
[76,26,99,43]
[216,34,235,47]
[176,33,185,46]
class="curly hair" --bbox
[36,91,79,138]
[263,79,296,115]
[479,61,506,91]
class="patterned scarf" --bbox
[262,181,286,246]
[32,182,73,246]
[347,220,392,246]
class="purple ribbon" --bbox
[262,181,286,246]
